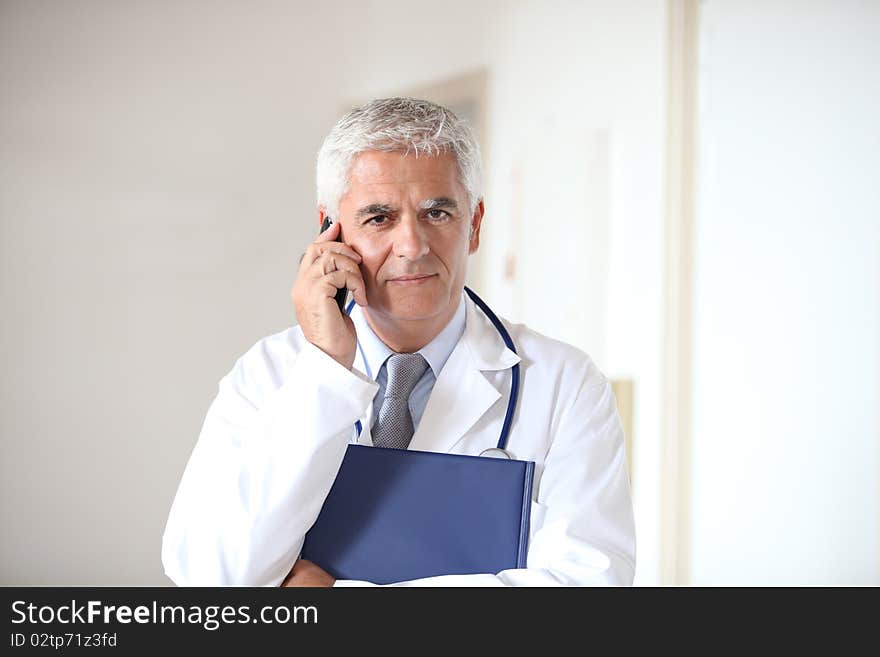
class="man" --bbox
[162,97,635,586]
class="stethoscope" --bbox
[348,286,520,459]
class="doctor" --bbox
[162,97,636,586]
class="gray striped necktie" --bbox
[372,353,429,450]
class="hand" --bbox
[291,221,368,369]
[280,559,336,587]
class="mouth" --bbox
[387,274,437,286]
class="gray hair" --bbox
[316,97,483,219]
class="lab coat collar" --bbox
[460,289,521,372]
[409,291,521,453]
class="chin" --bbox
[380,290,447,322]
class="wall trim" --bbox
[660,0,699,586]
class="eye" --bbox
[426,209,451,221]
[365,215,389,226]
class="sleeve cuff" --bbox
[333,579,378,587]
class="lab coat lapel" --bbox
[408,294,520,454]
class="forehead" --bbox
[345,150,463,198]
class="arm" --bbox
[162,220,374,586]
[518,375,636,586]
[161,339,377,586]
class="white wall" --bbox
[690,0,880,584]
[0,0,667,584]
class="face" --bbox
[325,150,483,331]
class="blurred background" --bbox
[1,0,877,586]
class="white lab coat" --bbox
[162,294,636,586]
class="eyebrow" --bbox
[354,198,460,218]
[419,197,459,211]
[355,203,396,219]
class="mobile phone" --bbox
[320,217,349,313]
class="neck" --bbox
[363,304,458,353]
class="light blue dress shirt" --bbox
[350,292,466,433]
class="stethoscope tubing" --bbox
[463,287,519,451]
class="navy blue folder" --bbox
[301,445,535,584]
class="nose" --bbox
[392,215,430,260]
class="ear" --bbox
[318,206,329,228]
[468,200,485,255]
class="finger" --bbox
[322,269,368,307]
[311,242,362,265]
[301,240,357,277]
[302,239,362,275]
[300,243,321,276]
[322,269,363,300]
[315,220,341,243]
[317,252,361,276]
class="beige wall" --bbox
[0,0,363,584]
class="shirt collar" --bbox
[351,291,467,381]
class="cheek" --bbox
[439,234,470,268]
[351,240,388,281]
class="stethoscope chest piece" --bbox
[479,447,514,460]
